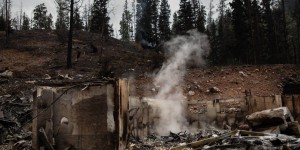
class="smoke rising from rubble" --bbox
[153,30,210,135]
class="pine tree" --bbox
[45,13,53,30]
[216,0,226,64]
[73,6,83,30]
[230,0,248,63]
[171,12,180,35]
[196,4,206,32]
[208,20,219,64]
[22,12,30,30]
[249,0,264,63]
[135,0,157,47]
[178,0,194,34]
[33,3,49,29]
[261,0,276,62]
[90,0,112,36]
[191,0,199,27]
[206,0,214,33]
[135,0,144,41]
[82,4,91,31]
[150,0,159,45]
[55,0,69,30]
[158,0,171,42]
[221,9,236,64]
[119,0,132,41]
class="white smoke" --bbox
[152,30,210,135]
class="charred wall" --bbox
[32,80,129,150]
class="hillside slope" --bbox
[0,31,300,99]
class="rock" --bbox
[44,74,51,80]
[0,70,13,78]
[58,74,73,80]
[3,94,11,98]
[239,71,248,77]
[152,88,156,92]
[186,85,191,89]
[207,87,221,93]
[188,91,195,96]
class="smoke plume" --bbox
[152,30,210,135]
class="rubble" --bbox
[129,128,300,150]
[239,71,248,77]
[0,70,13,78]
[207,87,221,93]
[0,94,32,149]
[188,91,195,96]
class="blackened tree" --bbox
[0,15,5,31]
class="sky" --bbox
[10,0,216,37]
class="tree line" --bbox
[0,0,112,35]
[120,0,300,65]
[0,0,112,68]
[1,0,300,65]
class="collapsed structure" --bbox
[30,78,300,150]
[32,79,129,150]
[128,94,300,149]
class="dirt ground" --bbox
[1,30,300,99]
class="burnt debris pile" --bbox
[129,128,300,150]
[0,94,32,149]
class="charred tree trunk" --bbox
[67,0,74,68]
[5,0,8,44]
[297,0,300,64]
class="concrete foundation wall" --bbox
[129,95,300,138]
